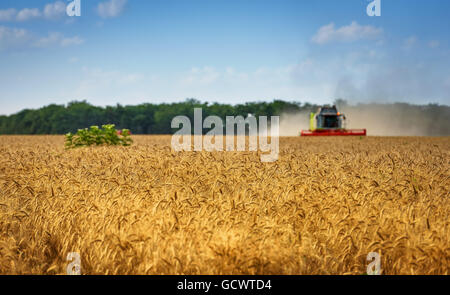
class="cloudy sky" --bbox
[0,0,449,115]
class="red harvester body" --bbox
[300,129,367,136]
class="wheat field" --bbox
[0,135,448,275]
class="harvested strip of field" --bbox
[0,135,448,274]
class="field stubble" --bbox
[0,135,448,274]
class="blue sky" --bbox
[0,0,449,115]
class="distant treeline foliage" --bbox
[0,99,449,135]
[0,99,311,134]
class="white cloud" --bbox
[33,32,84,48]
[428,40,440,49]
[224,66,249,81]
[403,36,417,49]
[81,67,144,85]
[97,0,127,19]
[0,26,31,50]
[444,76,450,88]
[43,1,66,20]
[0,8,17,22]
[73,67,147,100]
[0,2,67,22]
[16,8,41,22]
[174,65,303,103]
[254,67,270,76]
[181,66,220,85]
[0,26,84,50]
[312,21,383,44]
[60,36,84,47]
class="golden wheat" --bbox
[0,135,448,274]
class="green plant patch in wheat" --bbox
[65,124,132,149]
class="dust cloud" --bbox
[279,111,310,136]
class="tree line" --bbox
[0,99,311,134]
[0,99,448,135]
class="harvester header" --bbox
[301,105,366,136]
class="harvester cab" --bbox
[301,105,366,136]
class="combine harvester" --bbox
[301,105,366,136]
